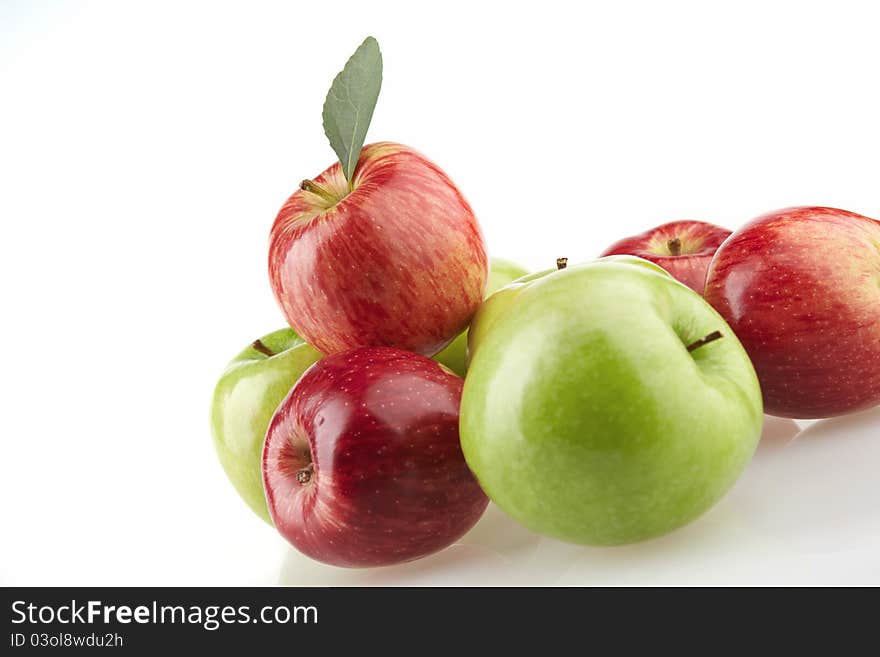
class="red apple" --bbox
[268,142,488,357]
[600,220,732,292]
[705,206,880,419]
[262,346,488,567]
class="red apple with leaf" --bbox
[705,206,880,418]
[600,220,732,292]
[269,37,488,357]
[263,347,488,567]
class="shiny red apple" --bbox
[600,220,732,292]
[268,142,488,357]
[262,346,488,567]
[705,206,880,418]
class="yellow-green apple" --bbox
[268,142,488,357]
[210,292,509,522]
[433,257,529,376]
[460,256,763,545]
[468,255,670,360]
[210,329,322,522]
[600,220,732,292]
[705,206,880,418]
[263,347,487,567]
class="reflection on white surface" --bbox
[278,413,880,585]
[280,542,513,586]
[737,408,880,557]
[756,415,801,451]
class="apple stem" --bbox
[295,464,314,485]
[299,179,336,204]
[667,238,682,256]
[686,330,723,353]
[556,257,568,270]
[252,339,275,357]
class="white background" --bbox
[2,0,879,585]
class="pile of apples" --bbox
[211,38,880,568]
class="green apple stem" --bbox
[667,238,682,256]
[686,330,723,353]
[300,179,336,204]
[252,339,275,357]
[296,463,314,485]
[556,257,568,270]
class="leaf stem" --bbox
[299,179,337,204]
[251,339,275,357]
[686,330,723,353]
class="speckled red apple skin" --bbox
[600,220,732,293]
[705,206,880,419]
[262,347,488,568]
[269,142,488,357]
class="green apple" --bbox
[468,255,670,360]
[210,328,322,522]
[433,257,529,376]
[460,256,763,545]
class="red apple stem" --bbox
[686,330,723,353]
[667,238,682,256]
[299,179,336,204]
[556,257,568,270]
[252,339,275,357]
[295,464,314,485]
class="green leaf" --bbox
[322,36,383,185]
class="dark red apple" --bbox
[705,206,880,419]
[268,142,488,357]
[600,220,732,292]
[262,346,488,567]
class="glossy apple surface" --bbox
[263,347,488,567]
[433,257,529,376]
[461,257,763,545]
[210,329,322,522]
[468,255,670,360]
[600,220,732,292]
[269,142,488,357]
[705,206,880,418]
